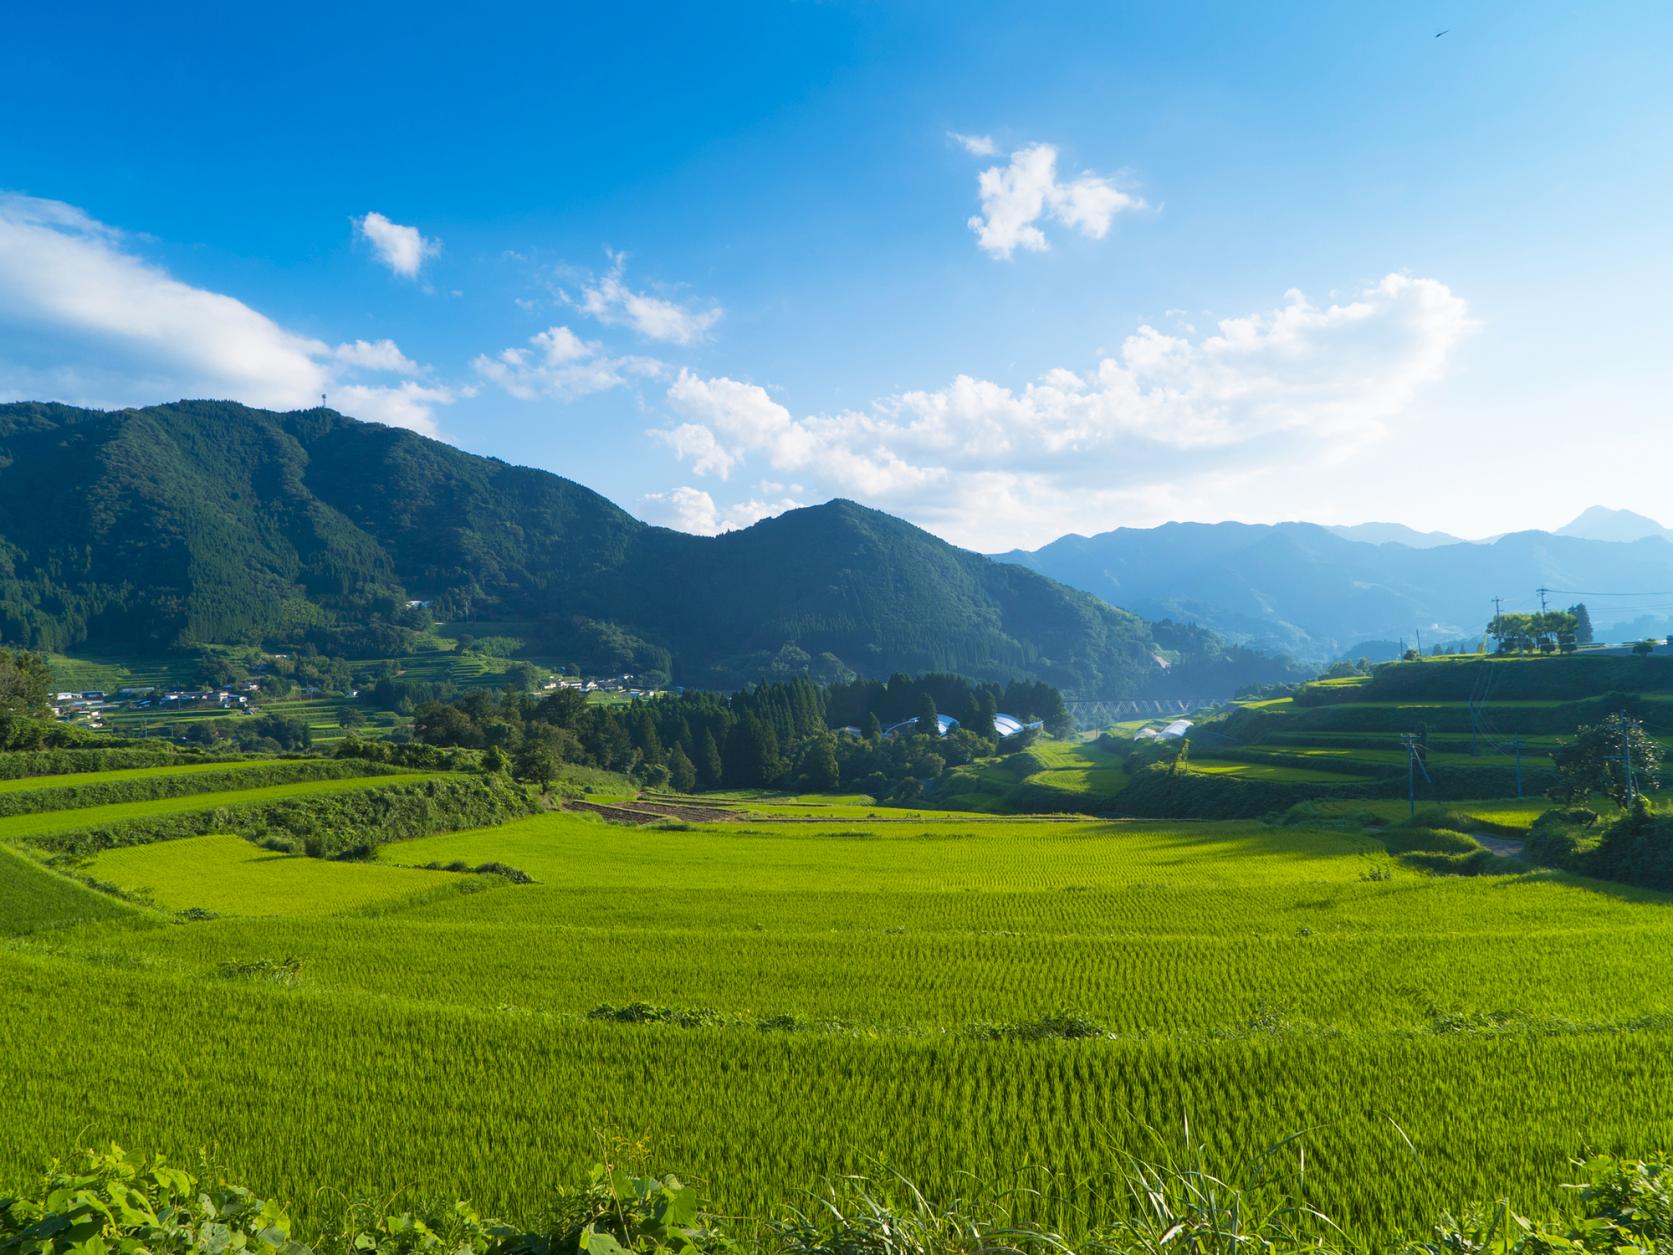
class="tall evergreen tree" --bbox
[916,692,940,737]
[1568,603,1594,645]
[632,708,664,764]
[667,742,698,793]
[696,728,724,788]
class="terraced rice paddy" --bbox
[1173,658,1673,814]
[0,769,439,840]
[86,833,461,916]
[3,748,1673,1243]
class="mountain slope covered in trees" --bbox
[0,400,1286,697]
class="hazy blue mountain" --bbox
[1554,506,1673,543]
[1324,522,1467,548]
[997,520,1673,661]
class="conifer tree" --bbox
[697,728,725,788]
[667,742,698,793]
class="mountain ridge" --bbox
[997,518,1673,661]
[0,400,1293,698]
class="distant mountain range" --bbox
[1553,505,1673,544]
[1323,522,1466,549]
[996,512,1673,662]
[0,400,1295,698]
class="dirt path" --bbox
[563,796,1123,826]
[1472,832,1526,858]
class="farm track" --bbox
[1473,832,1527,858]
[565,797,1140,825]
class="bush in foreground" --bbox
[6,1144,1673,1255]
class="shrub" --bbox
[0,1144,309,1255]
[586,1003,725,1029]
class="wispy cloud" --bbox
[356,211,440,279]
[648,275,1476,549]
[965,142,1144,259]
[563,251,722,345]
[471,323,664,400]
[332,338,420,373]
[948,131,997,157]
[0,194,456,434]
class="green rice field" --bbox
[3,745,1673,1244]
[85,833,463,916]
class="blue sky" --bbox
[2,1,1670,549]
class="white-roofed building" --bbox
[883,713,961,738]
[992,713,1044,738]
[1135,718,1194,741]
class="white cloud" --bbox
[641,485,802,535]
[331,381,464,436]
[564,251,722,345]
[332,338,420,374]
[471,323,664,401]
[967,142,1144,259]
[651,423,737,478]
[648,274,1475,549]
[356,211,440,279]
[949,131,997,157]
[0,194,455,435]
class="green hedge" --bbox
[1280,697,1673,738]
[26,775,538,859]
[0,746,234,781]
[0,760,402,819]
[1296,656,1673,705]
[1202,747,1402,780]
[1111,764,1360,819]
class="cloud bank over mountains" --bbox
[647,274,1474,547]
[0,188,1473,550]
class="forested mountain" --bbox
[0,400,1281,697]
[997,519,1673,661]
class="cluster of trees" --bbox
[0,647,55,749]
[1549,711,1662,810]
[1319,657,1375,680]
[0,647,50,722]
[1487,606,1590,655]
[410,673,1067,799]
[172,712,314,753]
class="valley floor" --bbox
[3,758,1672,1243]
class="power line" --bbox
[1539,589,1673,597]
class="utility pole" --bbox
[1416,627,1424,655]
[1620,712,1638,805]
[1400,732,1433,820]
[1537,586,1549,613]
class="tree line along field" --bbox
[4,748,1673,1247]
